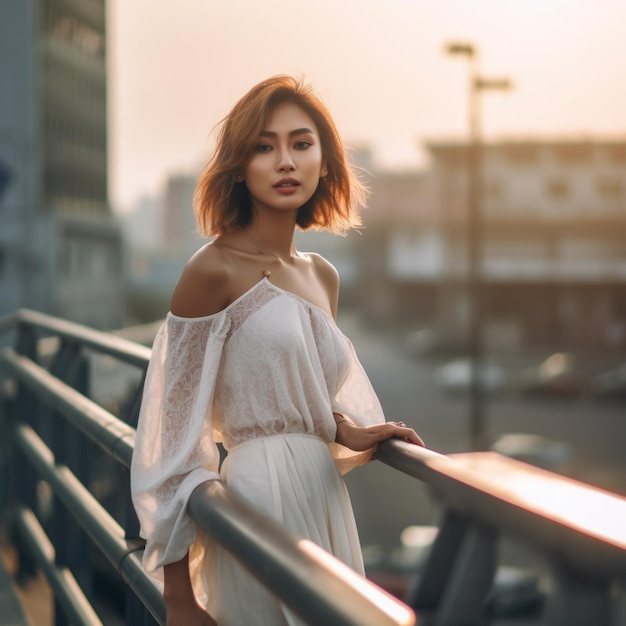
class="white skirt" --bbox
[203,433,364,625]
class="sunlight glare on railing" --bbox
[457,454,626,547]
[297,539,415,626]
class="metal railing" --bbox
[2,309,626,626]
[0,310,415,626]
[375,440,626,625]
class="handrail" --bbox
[13,506,105,626]
[189,481,414,626]
[0,309,151,367]
[3,309,626,625]
[13,423,166,624]
[0,309,417,626]
[376,439,626,579]
[1,348,135,468]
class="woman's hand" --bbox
[335,420,425,451]
[166,598,217,626]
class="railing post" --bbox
[123,370,156,625]
[0,373,17,525]
[435,520,498,626]
[12,322,40,579]
[408,509,497,626]
[1,312,164,625]
[50,340,94,626]
[408,509,470,613]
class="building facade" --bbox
[355,140,626,352]
[0,0,123,329]
[430,139,626,351]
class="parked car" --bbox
[590,362,626,400]
[511,353,588,396]
[436,358,508,395]
[405,328,445,357]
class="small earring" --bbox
[320,168,328,178]
[234,174,243,182]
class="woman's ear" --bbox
[320,162,328,178]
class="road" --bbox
[338,312,626,551]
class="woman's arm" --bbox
[163,553,217,626]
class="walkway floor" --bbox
[0,550,31,626]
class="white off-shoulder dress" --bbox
[130,277,386,625]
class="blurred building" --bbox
[432,139,626,351]
[122,173,202,323]
[361,139,626,352]
[0,0,123,329]
[162,173,203,258]
[355,169,438,322]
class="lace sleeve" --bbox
[329,336,387,474]
[130,313,230,581]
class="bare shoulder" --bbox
[170,242,232,317]
[308,252,340,317]
[308,252,339,286]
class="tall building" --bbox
[0,0,123,329]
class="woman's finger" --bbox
[395,425,425,447]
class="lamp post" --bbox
[444,42,512,451]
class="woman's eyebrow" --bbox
[259,128,315,138]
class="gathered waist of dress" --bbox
[226,432,327,455]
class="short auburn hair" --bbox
[193,75,366,236]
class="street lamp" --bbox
[444,41,512,451]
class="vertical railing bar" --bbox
[435,521,498,626]
[40,339,79,457]
[124,370,145,542]
[123,368,147,621]
[123,369,146,428]
[50,340,80,626]
[67,349,95,603]
[407,509,470,612]
[12,322,40,578]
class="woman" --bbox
[131,75,425,626]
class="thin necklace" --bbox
[243,229,282,278]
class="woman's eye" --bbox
[254,144,272,153]
[294,141,312,150]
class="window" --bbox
[606,144,626,164]
[553,143,592,164]
[596,178,623,200]
[502,144,538,164]
[546,178,570,200]
[44,4,105,57]
[484,178,505,201]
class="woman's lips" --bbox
[274,179,300,193]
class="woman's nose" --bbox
[277,149,295,172]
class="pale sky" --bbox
[107,0,626,213]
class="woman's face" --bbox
[243,102,325,216]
